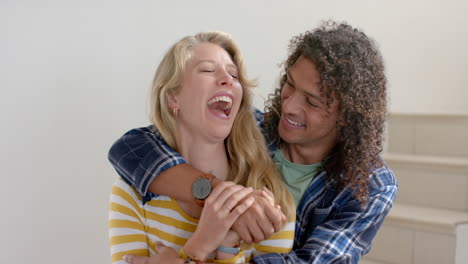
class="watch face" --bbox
[192,177,212,200]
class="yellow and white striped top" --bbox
[109,178,295,263]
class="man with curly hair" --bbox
[109,21,397,263]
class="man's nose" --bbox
[282,93,302,114]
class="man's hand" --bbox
[232,187,286,243]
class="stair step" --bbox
[384,153,468,168]
[386,203,468,233]
[386,113,468,158]
[383,153,468,211]
[367,203,468,264]
[360,259,385,264]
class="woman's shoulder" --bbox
[111,177,144,204]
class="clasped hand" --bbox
[123,183,286,264]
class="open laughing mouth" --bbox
[207,95,233,119]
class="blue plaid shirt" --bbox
[108,109,397,264]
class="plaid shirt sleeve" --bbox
[251,166,398,264]
[107,126,186,202]
[107,108,265,202]
[253,107,265,127]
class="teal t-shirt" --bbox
[273,149,322,207]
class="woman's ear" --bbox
[167,93,180,117]
[167,93,179,110]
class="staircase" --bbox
[362,113,468,264]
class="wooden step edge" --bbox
[389,112,468,118]
[385,203,468,234]
[360,259,388,264]
[383,153,468,168]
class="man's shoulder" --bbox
[253,107,265,123]
[368,158,398,192]
[123,125,157,136]
[311,158,398,201]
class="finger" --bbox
[207,181,235,201]
[262,186,275,200]
[264,202,284,232]
[276,204,287,223]
[248,219,266,243]
[236,201,266,243]
[233,220,253,244]
[227,196,254,225]
[207,184,251,210]
[261,189,275,206]
[257,213,275,240]
[223,186,254,212]
[250,197,275,241]
[205,183,243,209]
[123,254,150,264]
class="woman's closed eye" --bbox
[229,72,238,79]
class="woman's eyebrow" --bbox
[194,59,215,66]
[195,59,237,70]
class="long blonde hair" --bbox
[149,32,295,221]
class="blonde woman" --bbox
[108,32,295,264]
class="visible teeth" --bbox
[207,96,233,109]
[286,117,305,127]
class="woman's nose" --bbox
[217,71,234,87]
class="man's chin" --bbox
[278,127,299,144]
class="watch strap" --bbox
[216,246,241,255]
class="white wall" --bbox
[1,1,467,263]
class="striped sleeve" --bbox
[108,178,149,263]
[252,220,295,258]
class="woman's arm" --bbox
[124,244,250,264]
[108,178,150,263]
[120,182,256,264]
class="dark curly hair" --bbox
[264,20,387,204]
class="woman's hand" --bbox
[183,182,254,260]
[123,242,183,264]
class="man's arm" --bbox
[251,169,398,264]
[108,115,285,243]
[108,126,212,202]
[108,108,265,202]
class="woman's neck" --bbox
[176,131,230,181]
[173,129,230,219]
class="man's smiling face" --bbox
[278,56,340,153]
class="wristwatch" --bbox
[192,174,215,207]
